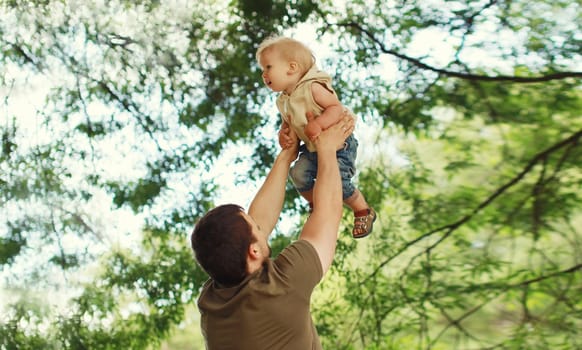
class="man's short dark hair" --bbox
[191,204,254,286]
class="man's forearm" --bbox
[248,149,295,237]
[312,148,342,217]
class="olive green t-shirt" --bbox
[197,239,324,350]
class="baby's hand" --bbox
[278,120,295,149]
[304,113,322,141]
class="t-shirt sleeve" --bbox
[273,240,323,298]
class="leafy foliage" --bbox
[1,0,580,349]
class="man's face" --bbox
[241,212,272,260]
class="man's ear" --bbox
[248,242,260,259]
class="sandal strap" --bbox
[352,208,376,239]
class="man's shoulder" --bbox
[259,239,322,295]
[277,239,317,259]
[273,239,322,277]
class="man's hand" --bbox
[313,112,355,152]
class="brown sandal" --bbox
[352,208,376,239]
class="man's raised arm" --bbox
[300,112,355,274]
[248,133,298,241]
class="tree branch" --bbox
[335,21,582,83]
[362,128,582,283]
[429,263,582,347]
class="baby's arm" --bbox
[304,83,344,140]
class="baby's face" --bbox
[259,50,294,93]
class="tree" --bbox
[1,0,580,348]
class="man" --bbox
[191,111,355,349]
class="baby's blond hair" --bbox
[256,36,315,75]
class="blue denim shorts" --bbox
[289,134,359,200]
